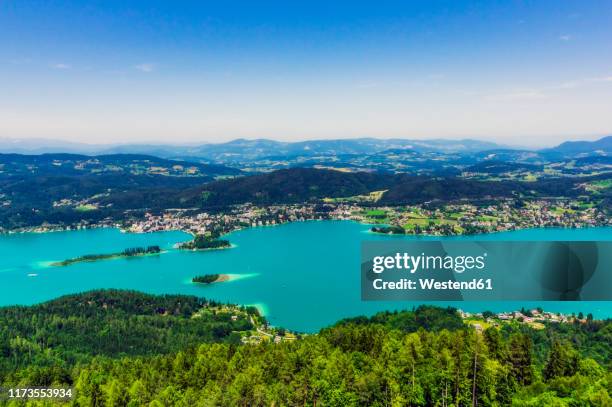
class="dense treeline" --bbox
[338,307,611,369]
[0,290,255,386]
[334,306,466,333]
[88,168,606,212]
[0,292,609,405]
[194,168,612,208]
[195,168,391,207]
[69,314,609,405]
[121,245,161,256]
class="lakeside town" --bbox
[95,197,612,237]
[3,196,610,238]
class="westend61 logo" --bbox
[372,252,487,274]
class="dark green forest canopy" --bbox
[71,315,610,406]
[52,245,162,266]
[192,168,612,208]
[333,305,466,332]
[192,274,221,284]
[0,290,256,384]
[0,290,610,405]
[181,235,231,250]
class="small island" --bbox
[371,225,406,234]
[52,245,162,267]
[192,274,230,284]
[180,233,231,250]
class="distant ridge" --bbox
[542,135,611,155]
[1,136,609,162]
[0,152,241,177]
[0,137,503,158]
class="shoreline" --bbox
[185,245,234,251]
[4,215,611,239]
[367,223,600,238]
[215,274,231,283]
[4,220,612,248]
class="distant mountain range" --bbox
[1,136,609,175]
[0,137,502,158]
[1,136,609,162]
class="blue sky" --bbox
[1,1,611,146]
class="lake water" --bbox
[1,221,610,332]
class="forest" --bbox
[179,169,612,209]
[0,290,256,387]
[181,235,231,250]
[0,291,609,405]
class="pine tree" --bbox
[544,340,579,380]
[508,334,534,386]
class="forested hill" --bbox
[0,153,241,229]
[0,291,610,405]
[197,168,392,206]
[0,290,256,385]
[193,168,611,207]
[0,153,240,177]
[544,135,612,156]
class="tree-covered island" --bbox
[192,274,230,284]
[51,245,162,266]
[180,233,231,250]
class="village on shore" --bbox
[460,307,596,332]
[12,195,607,238]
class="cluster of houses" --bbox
[459,308,577,330]
[125,203,342,235]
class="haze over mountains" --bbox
[1,136,609,176]
[0,137,503,156]
[1,136,609,162]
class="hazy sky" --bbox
[1,1,611,147]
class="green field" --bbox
[75,204,98,212]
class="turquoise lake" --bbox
[0,221,611,332]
